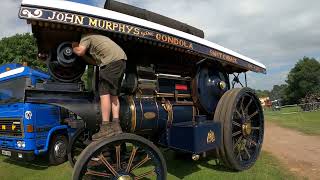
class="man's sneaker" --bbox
[92,123,115,141]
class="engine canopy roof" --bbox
[19,0,266,74]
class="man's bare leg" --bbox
[111,95,122,133]
[100,94,111,122]
[111,95,120,119]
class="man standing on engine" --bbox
[72,34,127,140]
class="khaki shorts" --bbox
[99,60,126,96]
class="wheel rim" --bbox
[54,140,67,158]
[231,93,264,166]
[71,130,92,166]
[78,139,165,180]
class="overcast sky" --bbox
[1,0,320,90]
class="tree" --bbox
[255,89,270,98]
[0,33,47,71]
[270,84,288,104]
[285,57,320,104]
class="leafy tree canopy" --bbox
[285,57,320,104]
[0,33,46,71]
[255,89,270,98]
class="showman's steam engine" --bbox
[16,0,266,179]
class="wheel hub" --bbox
[63,47,73,56]
[117,175,133,180]
[242,123,252,136]
[54,140,67,158]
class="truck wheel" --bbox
[68,128,92,167]
[49,134,68,165]
[214,88,264,171]
[73,133,167,180]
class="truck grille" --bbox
[0,119,23,137]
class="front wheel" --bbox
[49,134,68,165]
[73,133,167,180]
[214,88,264,171]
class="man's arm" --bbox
[82,55,98,65]
[72,42,86,57]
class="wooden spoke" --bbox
[232,130,242,137]
[98,154,119,177]
[232,121,242,127]
[244,147,251,159]
[233,136,243,150]
[247,111,258,121]
[235,109,242,119]
[236,151,240,159]
[115,145,121,171]
[236,150,243,162]
[248,138,258,147]
[244,98,253,114]
[240,97,245,116]
[251,126,260,130]
[126,146,138,173]
[85,169,112,178]
[131,154,151,171]
[134,168,156,180]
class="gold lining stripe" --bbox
[128,96,136,132]
[156,93,191,98]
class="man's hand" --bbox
[72,42,79,48]
[72,42,86,56]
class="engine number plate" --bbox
[1,150,11,156]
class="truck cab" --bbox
[0,63,74,165]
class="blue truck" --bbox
[0,63,76,165]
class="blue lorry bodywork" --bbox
[0,63,73,161]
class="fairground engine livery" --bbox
[16,0,266,179]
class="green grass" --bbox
[0,151,295,180]
[265,107,320,135]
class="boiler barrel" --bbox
[119,96,195,133]
[104,0,205,38]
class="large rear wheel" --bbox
[73,133,167,180]
[214,88,264,171]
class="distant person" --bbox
[72,34,127,140]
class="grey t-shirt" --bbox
[80,34,127,66]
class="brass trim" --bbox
[207,130,216,144]
[139,98,143,129]
[219,81,227,90]
[143,112,156,120]
[155,97,160,129]
[162,100,173,127]
[156,93,191,98]
[173,102,194,106]
[117,175,132,180]
[192,106,196,123]
[128,96,136,132]
[242,123,252,136]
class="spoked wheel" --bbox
[214,88,264,171]
[73,133,167,180]
[68,128,92,167]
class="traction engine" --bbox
[18,0,265,179]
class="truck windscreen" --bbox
[0,77,29,104]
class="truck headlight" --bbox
[17,141,26,149]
